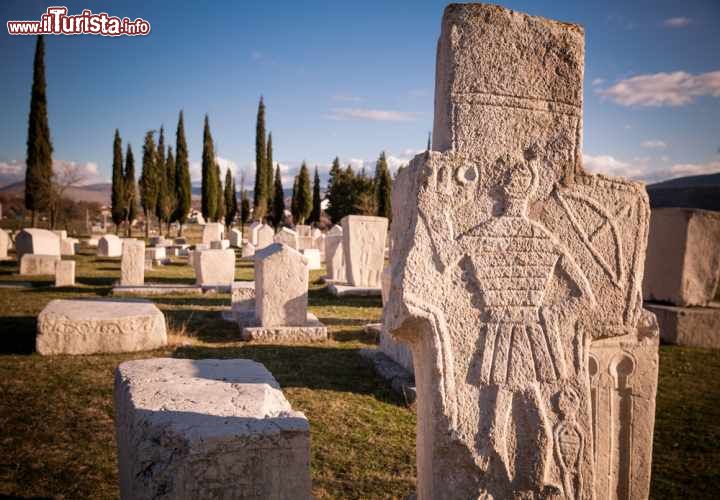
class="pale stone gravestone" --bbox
[229,228,243,247]
[15,228,61,261]
[274,227,299,249]
[643,208,720,307]
[248,221,262,245]
[114,358,311,500]
[86,237,99,247]
[121,239,145,286]
[341,215,388,288]
[296,224,313,250]
[301,249,322,270]
[54,260,75,287]
[384,5,656,499]
[324,225,345,281]
[234,243,327,342]
[60,237,76,256]
[193,249,235,286]
[229,281,256,323]
[210,239,230,250]
[242,241,256,259]
[145,246,167,262]
[256,224,274,251]
[379,265,414,373]
[202,222,224,244]
[98,234,122,257]
[0,229,8,260]
[36,299,166,355]
[20,254,60,275]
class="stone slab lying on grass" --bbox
[327,282,381,297]
[54,260,75,287]
[36,298,167,355]
[20,254,60,275]
[114,358,311,500]
[112,284,204,296]
[235,310,328,342]
[645,302,720,349]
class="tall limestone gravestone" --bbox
[385,4,657,499]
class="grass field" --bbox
[0,233,718,498]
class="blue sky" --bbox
[1,0,719,188]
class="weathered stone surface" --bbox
[37,299,167,355]
[145,246,166,261]
[20,254,60,275]
[385,5,654,499]
[242,242,256,259]
[60,237,76,256]
[255,243,308,327]
[646,302,720,348]
[121,239,145,286]
[210,239,230,250]
[202,222,224,244]
[341,215,388,288]
[643,208,720,307]
[231,281,256,319]
[0,229,8,260]
[54,260,75,287]
[98,234,122,257]
[324,225,345,281]
[148,236,171,247]
[301,249,322,270]
[588,310,659,500]
[248,221,262,245]
[379,265,414,372]
[15,228,61,261]
[193,249,236,286]
[238,311,327,342]
[228,228,243,247]
[296,225,313,250]
[114,358,311,500]
[256,224,274,251]
[274,227,299,249]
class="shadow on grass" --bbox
[141,276,196,285]
[330,327,378,344]
[0,315,36,354]
[308,288,382,308]
[169,343,402,405]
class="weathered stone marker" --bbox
[54,260,75,287]
[15,228,61,261]
[342,215,387,288]
[274,227,299,249]
[114,358,311,500]
[20,254,60,275]
[193,248,235,286]
[202,222,224,244]
[324,225,344,281]
[98,234,122,257]
[386,4,655,499]
[120,239,145,286]
[256,224,274,251]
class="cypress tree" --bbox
[215,162,224,223]
[155,125,166,221]
[265,132,274,212]
[201,115,218,221]
[375,151,392,219]
[239,173,250,225]
[174,111,191,235]
[253,96,267,217]
[295,162,312,225]
[111,129,125,233]
[310,167,321,224]
[271,164,285,228]
[140,130,159,238]
[25,35,54,226]
[124,144,138,237]
[158,146,175,235]
[224,168,237,228]
[325,157,342,223]
[290,175,299,224]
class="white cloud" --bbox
[0,159,107,188]
[591,78,605,87]
[325,108,419,122]
[583,153,720,183]
[641,140,667,149]
[663,17,692,28]
[598,70,720,107]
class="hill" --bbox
[0,181,112,206]
[647,172,720,212]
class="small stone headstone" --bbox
[15,228,61,262]
[98,234,122,257]
[274,227,299,249]
[324,225,344,281]
[341,215,387,288]
[121,239,145,286]
[255,243,308,327]
[54,260,75,287]
[202,222,224,244]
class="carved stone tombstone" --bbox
[341,215,388,288]
[324,225,345,281]
[385,5,653,499]
[120,239,145,286]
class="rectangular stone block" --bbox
[210,239,230,250]
[193,249,236,286]
[301,249,322,270]
[0,229,8,260]
[256,225,274,251]
[121,239,145,286]
[643,208,720,307]
[60,238,76,256]
[229,228,243,247]
[231,281,256,316]
[202,222,224,244]
[255,243,309,327]
[274,227,299,250]
[15,228,61,261]
[114,358,311,500]
[646,302,720,348]
[341,215,388,288]
[98,234,122,257]
[324,225,345,281]
[20,254,60,275]
[145,246,167,261]
[54,260,75,287]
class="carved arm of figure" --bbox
[544,247,597,325]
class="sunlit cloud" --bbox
[598,70,720,106]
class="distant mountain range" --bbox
[0,181,113,205]
[647,172,720,212]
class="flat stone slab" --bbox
[235,310,328,342]
[646,302,720,349]
[358,346,417,404]
[114,358,311,500]
[36,299,167,355]
[327,282,382,297]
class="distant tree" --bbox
[374,151,392,219]
[124,144,138,237]
[157,146,175,235]
[294,162,312,225]
[353,167,376,215]
[265,132,274,213]
[309,166,322,224]
[49,162,88,229]
[271,164,285,228]
[253,96,267,218]
[325,157,342,223]
[25,35,54,227]
[239,172,250,226]
[427,131,431,151]
[224,168,237,228]
[154,125,166,222]
[290,175,299,223]
[201,115,218,221]
[110,129,126,233]
[174,111,191,235]
[215,162,224,223]
[139,130,159,238]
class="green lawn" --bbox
[0,241,718,498]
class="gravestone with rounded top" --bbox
[274,227,299,249]
[15,228,61,262]
[324,225,345,281]
[98,234,122,257]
